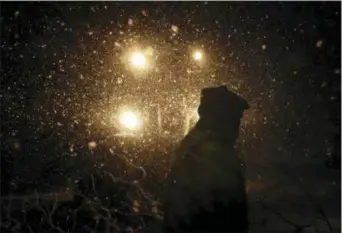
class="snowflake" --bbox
[316,40,323,48]
[128,18,133,26]
[88,141,97,149]
[171,25,179,33]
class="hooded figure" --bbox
[163,85,249,233]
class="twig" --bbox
[91,205,112,233]
[70,203,87,233]
[90,174,99,200]
[32,201,66,233]
[1,217,22,232]
[278,166,333,233]
[26,222,34,233]
[35,189,39,206]
[89,202,121,232]
[103,169,158,216]
[49,192,58,219]
[318,207,333,233]
[259,199,313,231]
[21,203,34,233]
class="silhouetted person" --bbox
[163,85,249,233]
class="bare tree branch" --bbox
[258,199,313,231]
[278,166,333,233]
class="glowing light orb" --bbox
[192,50,203,61]
[119,110,140,130]
[130,52,147,69]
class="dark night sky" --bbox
[0,1,341,224]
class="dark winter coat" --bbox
[163,85,249,233]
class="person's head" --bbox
[198,85,249,122]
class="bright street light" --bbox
[192,50,203,61]
[130,51,147,69]
[119,110,141,130]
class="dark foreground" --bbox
[1,159,340,233]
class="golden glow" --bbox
[130,52,147,69]
[119,110,140,130]
[192,50,203,61]
[188,107,199,122]
[184,108,200,136]
[192,108,200,121]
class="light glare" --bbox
[119,110,140,130]
[130,52,147,69]
[192,50,203,61]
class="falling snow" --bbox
[128,18,133,26]
[0,2,340,233]
[141,10,148,17]
[88,141,97,149]
[316,39,324,48]
[171,25,179,33]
